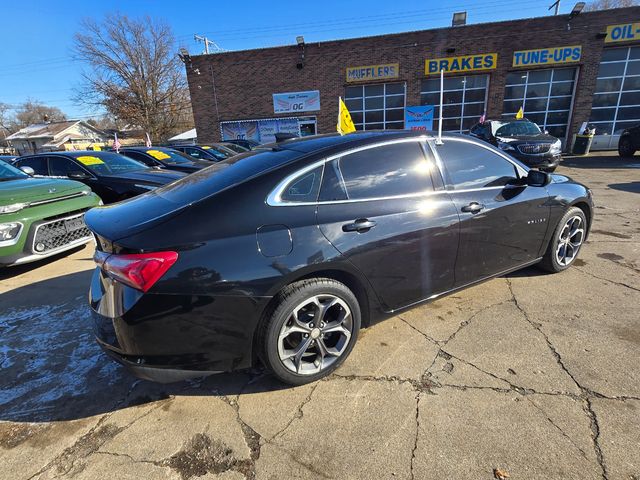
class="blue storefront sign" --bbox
[405,106,434,131]
[272,90,320,114]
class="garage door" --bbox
[589,46,640,150]
[502,67,577,143]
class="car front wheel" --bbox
[258,278,360,385]
[539,206,587,273]
[618,137,636,158]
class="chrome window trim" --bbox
[266,135,528,207]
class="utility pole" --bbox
[194,34,226,55]
[548,0,561,15]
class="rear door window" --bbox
[50,157,87,177]
[280,165,323,203]
[122,150,155,166]
[436,140,519,190]
[335,141,435,200]
[16,156,48,175]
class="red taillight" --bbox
[94,251,178,292]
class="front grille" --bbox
[32,214,92,254]
[517,143,551,155]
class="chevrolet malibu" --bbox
[87,131,593,385]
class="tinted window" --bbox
[16,156,48,175]
[281,165,322,203]
[0,160,29,180]
[436,140,518,190]
[337,142,434,200]
[184,147,203,159]
[122,150,155,166]
[69,152,148,175]
[50,157,86,177]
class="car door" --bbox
[49,156,109,198]
[433,138,551,287]
[316,139,459,311]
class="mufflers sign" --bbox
[425,53,497,75]
[346,64,399,82]
[512,46,582,67]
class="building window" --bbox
[589,47,640,136]
[344,83,406,131]
[420,75,489,133]
[502,67,577,141]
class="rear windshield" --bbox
[152,148,302,204]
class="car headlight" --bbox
[550,139,562,153]
[498,141,515,151]
[0,203,28,214]
[0,222,22,243]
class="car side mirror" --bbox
[20,166,35,176]
[526,169,550,187]
[68,171,90,180]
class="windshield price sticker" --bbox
[146,149,171,160]
[76,156,104,166]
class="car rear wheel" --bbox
[618,137,636,158]
[539,206,587,273]
[258,278,360,385]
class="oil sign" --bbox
[605,22,640,43]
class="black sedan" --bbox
[119,146,211,173]
[86,131,592,385]
[171,144,234,162]
[470,118,562,172]
[618,123,640,158]
[14,151,186,204]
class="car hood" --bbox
[103,169,186,184]
[496,133,559,144]
[0,177,88,205]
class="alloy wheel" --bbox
[277,294,353,375]
[555,215,585,266]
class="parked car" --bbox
[171,144,234,162]
[13,151,186,204]
[219,142,249,154]
[0,159,100,267]
[225,138,261,150]
[618,123,640,158]
[470,118,562,172]
[87,131,592,385]
[118,147,211,173]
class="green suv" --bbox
[0,160,101,267]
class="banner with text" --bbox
[346,63,399,83]
[425,54,497,75]
[512,45,582,67]
[605,22,640,43]
[221,118,301,144]
[273,90,320,114]
[405,105,434,131]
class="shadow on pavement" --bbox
[0,270,283,424]
[608,181,640,194]
[561,154,640,169]
[0,245,88,281]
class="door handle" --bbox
[461,202,485,214]
[342,218,377,233]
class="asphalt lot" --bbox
[1,152,638,480]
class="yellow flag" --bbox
[515,106,524,119]
[337,97,356,135]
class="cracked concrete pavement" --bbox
[1,153,638,479]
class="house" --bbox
[5,120,108,155]
[167,128,197,145]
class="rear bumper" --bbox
[89,267,271,382]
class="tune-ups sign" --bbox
[512,46,582,67]
[272,91,321,114]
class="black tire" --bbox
[538,206,587,273]
[258,278,361,385]
[618,137,636,158]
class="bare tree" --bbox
[585,0,639,10]
[13,99,67,128]
[73,14,193,141]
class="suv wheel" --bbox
[258,278,360,385]
[539,207,587,273]
[618,137,636,158]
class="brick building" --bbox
[186,7,640,150]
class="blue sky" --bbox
[0,0,570,119]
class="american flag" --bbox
[113,132,121,152]
[479,112,486,124]
[145,132,152,148]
